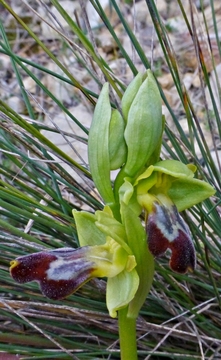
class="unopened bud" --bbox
[123,70,162,177]
[109,109,127,170]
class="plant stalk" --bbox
[118,307,138,360]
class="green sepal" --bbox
[95,208,132,254]
[149,160,215,210]
[106,268,139,318]
[168,177,215,211]
[109,109,127,170]
[154,159,196,178]
[73,210,106,246]
[135,160,215,212]
[88,83,115,204]
[120,201,154,318]
[124,70,162,177]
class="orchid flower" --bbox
[120,159,215,274]
[10,207,139,318]
[10,70,215,360]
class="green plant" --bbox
[0,0,221,359]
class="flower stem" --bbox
[118,307,138,360]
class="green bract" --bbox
[88,83,114,204]
[120,201,154,318]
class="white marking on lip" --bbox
[155,219,179,242]
[153,202,191,243]
[46,257,92,281]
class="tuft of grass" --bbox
[0,0,220,358]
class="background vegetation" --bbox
[0,0,220,359]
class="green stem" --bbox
[118,307,138,360]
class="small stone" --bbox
[158,73,173,89]
[8,96,25,113]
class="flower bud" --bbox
[123,70,162,177]
[88,83,115,204]
[109,109,127,170]
[122,72,143,121]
